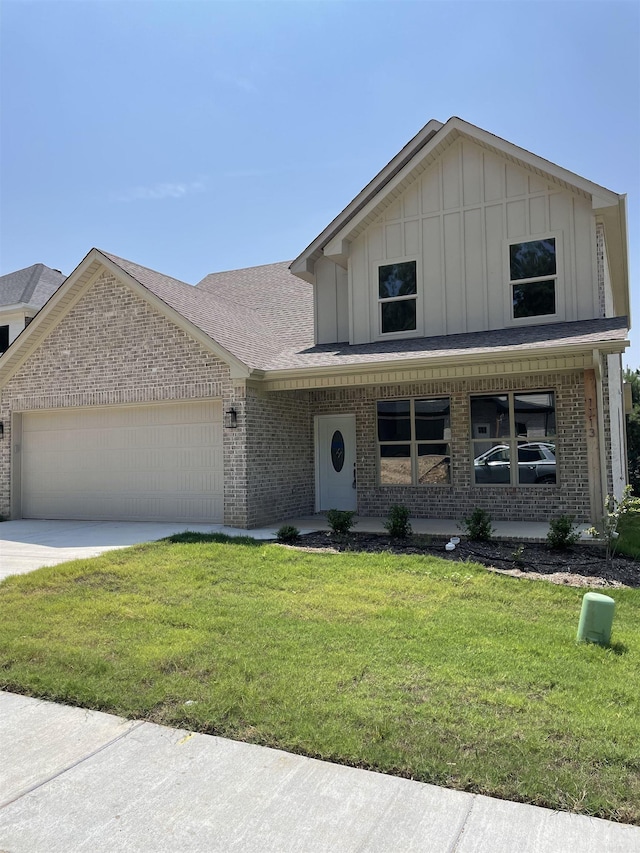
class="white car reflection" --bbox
[474,442,556,484]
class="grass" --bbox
[617,512,640,559]
[1,532,639,824]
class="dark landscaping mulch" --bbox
[293,531,640,589]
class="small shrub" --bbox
[276,525,300,544]
[547,515,580,550]
[384,504,412,538]
[587,485,640,564]
[326,509,357,535]
[461,508,494,541]
[511,544,526,565]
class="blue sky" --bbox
[1,1,639,362]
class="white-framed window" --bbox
[378,260,418,335]
[470,392,557,486]
[508,236,558,320]
[377,397,451,485]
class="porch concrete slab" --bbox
[1,693,638,853]
[270,515,593,542]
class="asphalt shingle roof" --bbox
[0,264,66,308]
[99,251,628,374]
[102,253,313,369]
[264,316,629,371]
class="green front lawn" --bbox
[1,534,639,823]
[618,512,640,559]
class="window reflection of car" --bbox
[474,442,556,484]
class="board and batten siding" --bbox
[314,257,349,344]
[341,138,599,345]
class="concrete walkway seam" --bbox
[0,719,146,810]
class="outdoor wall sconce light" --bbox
[0,422,4,438]
[224,407,238,429]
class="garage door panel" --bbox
[21,402,223,522]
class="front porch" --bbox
[255,514,594,544]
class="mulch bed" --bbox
[293,531,640,589]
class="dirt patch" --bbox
[292,531,639,589]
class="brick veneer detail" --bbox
[307,372,593,523]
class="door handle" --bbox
[352,463,357,489]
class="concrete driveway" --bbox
[0,519,277,581]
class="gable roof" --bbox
[0,264,66,309]
[103,253,313,369]
[290,117,628,317]
[0,249,315,386]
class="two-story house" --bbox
[0,118,630,527]
[0,264,66,354]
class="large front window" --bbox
[471,392,556,485]
[377,398,450,485]
[509,238,557,319]
[378,261,417,334]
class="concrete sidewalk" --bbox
[1,692,638,852]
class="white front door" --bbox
[316,414,357,511]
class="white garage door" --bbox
[21,401,223,522]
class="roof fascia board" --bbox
[290,118,444,279]
[0,303,31,313]
[260,338,629,387]
[453,120,621,206]
[96,253,250,378]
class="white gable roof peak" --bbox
[291,116,624,280]
[290,118,444,281]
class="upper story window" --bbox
[0,325,9,354]
[378,261,417,334]
[509,237,557,319]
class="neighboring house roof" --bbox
[0,264,66,309]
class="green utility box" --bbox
[577,592,615,645]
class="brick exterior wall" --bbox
[244,386,314,527]
[0,272,247,523]
[307,372,593,523]
[0,268,614,529]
